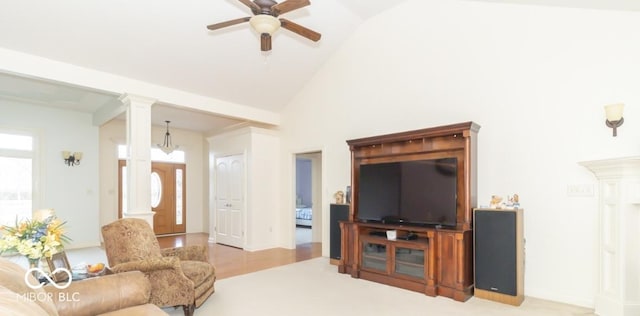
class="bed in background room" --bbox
[295,207,312,227]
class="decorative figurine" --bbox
[504,194,521,209]
[512,194,520,209]
[490,195,503,209]
[334,191,345,204]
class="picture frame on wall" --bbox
[47,251,71,282]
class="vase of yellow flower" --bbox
[27,258,42,279]
[0,209,70,279]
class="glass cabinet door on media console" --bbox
[394,247,425,279]
[362,242,387,272]
[360,233,429,280]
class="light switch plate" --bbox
[567,184,595,197]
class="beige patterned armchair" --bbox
[101,218,215,316]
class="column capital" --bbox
[119,93,157,107]
[581,156,640,179]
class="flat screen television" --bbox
[357,157,458,227]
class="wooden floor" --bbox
[157,233,323,280]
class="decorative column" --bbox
[581,156,640,316]
[206,136,216,244]
[120,94,157,228]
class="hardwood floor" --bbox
[157,233,323,280]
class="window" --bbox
[117,145,185,163]
[175,169,183,225]
[150,172,162,208]
[0,132,34,226]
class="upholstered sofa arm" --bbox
[110,257,182,274]
[45,271,152,316]
[161,245,208,262]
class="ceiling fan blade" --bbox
[279,18,321,42]
[260,33,272,51]
[206,17,251,30]
[238,0,261,15]
[272,0,310,16]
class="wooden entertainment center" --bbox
[339,122,480,302]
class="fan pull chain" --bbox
[261,52,272,66]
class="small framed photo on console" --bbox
[47,251,71,282]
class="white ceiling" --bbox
[0,0,638,133]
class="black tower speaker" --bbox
[474,208,524,305]
[330,204,349,260]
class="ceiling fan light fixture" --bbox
[249,14,281,35]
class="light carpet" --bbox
[165,258,595,316]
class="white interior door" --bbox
[215,154,244,248]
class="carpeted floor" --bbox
[165,257,596,316]
[5,249,595,315]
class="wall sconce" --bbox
[604,103,624,137]
[62,151,83,166]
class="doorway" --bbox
[295,152,322,247]
[118,160,186,235]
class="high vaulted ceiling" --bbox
[0,0,638,133]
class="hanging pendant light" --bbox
[158,120,178,154]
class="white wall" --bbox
[278,0,640,308]
[0,101,100,249]
[98,119,208,234]
[248,129,280,250]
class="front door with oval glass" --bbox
[119,160,186,235]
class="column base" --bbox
[595,293,640,316]
[123,211,156,228]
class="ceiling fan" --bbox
[207,0,321,52]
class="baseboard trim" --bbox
[475,288,524,306]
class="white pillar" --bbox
[581,157,640,316]
[120,93,157,228]
[206,137,216,244]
